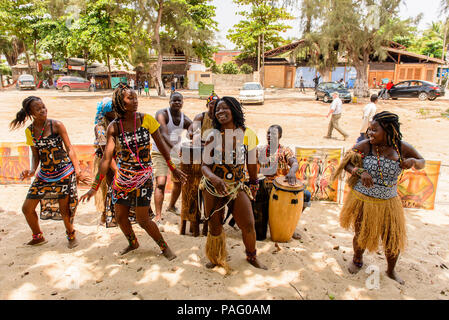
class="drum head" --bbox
[273,175,304,191]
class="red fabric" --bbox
[386,82,394,90]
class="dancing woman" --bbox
[80,84,186,259]
[332,111,425,284]
[10,96,89,248]
[200,96,267,272]
[93,97,117,224]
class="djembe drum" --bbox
[268,176,304,242]
[180,142,204,237]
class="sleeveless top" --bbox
[353,145,402,199]
[115,113,160,171]
[152,108,184,153]
[25,120,74,178]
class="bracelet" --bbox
[352,167,366,177]
[249,178,259,192]
[166,159,176,172]
[91,173,105,191]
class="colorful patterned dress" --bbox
[104,113,160,227]
[25,120,78,222]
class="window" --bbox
[394,82,409,88]
[242,83,262,90]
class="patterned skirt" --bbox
[26,173,78,223]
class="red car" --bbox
[56,76,92,92]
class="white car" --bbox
[17,74,36,90]
[239,82,264,105]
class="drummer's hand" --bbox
[210,176,228,196]
[251,188,257,199]
[173,168,187,184]
[285,172,297,186]
[80,188,96,203]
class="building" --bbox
[213,50,241,65]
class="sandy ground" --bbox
[0,88,449,300]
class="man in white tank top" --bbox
[152,92,192,224]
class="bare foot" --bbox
[120,241,139,255]
[205,262,216,269]
[348,259,363,274]
[248,258,268,270]
[26,237,48,246]
[386,270,405,285]
[162,247,176,261]
[292,231,301,240]
[67,238,79,249]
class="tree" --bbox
[136,0,218,96]
[310,0,413,97]
[227,0,294,61]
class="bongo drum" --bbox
[268,176,304,242]
[180,142,204,235]
[252,175,269,241]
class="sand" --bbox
[0,88,448,300]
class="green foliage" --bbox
[211,62,222,74]
[227,0,294,59]
[240,63,253,74]
[221,61,240,74]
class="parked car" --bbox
[17,74,36,90]
[56,76,92,92]
[315,82,352,103]
[239,82,264,105]
[379,80,445,101]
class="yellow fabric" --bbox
[142,114,160,134]
[244,127,258,151]
[25,127,34,146]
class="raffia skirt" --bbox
[340,189,406,256]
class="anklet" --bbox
[126,233,138,246]
[353,258,363,268]
[32,232,44,240]
[156,238,168,251]
[246,250,257,262]
[66,230,76,241]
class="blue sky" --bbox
[211,0,443,50]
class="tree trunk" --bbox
[83,50,88,78]
[353,63,369,97]
[23,42,33,75]
[0,74,3,88]
[154,0,166,97]
[107,53,112,89]
[33,39,38,81]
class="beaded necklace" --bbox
[119,112,146,170]
[31,120,47,144]
[375,144,402,188]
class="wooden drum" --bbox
[268,176,304,242]
[180,142,204,223]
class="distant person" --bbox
[180,76,185,89]
[299,76,305,94]
[324,92,349,141]
[90,77,96,92]
[357,94,378,143]
[170,78,176,92]
[313,75,321,89]
[129,78,135,90]
[137,80,142,96]
[174,76,178,90]
[144,80,149,97]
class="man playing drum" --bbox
[257,125,312,240]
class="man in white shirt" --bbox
[324,92,349,140]
[129,78,135,90]
[357,94,378,143]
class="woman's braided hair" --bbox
[10,96,42,130]
[112,83,132,117]
[212,96,245,130]
[372,111,403,162]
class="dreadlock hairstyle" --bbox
[372,111,403,162]
[112,83,132,118]
[212,96,245,131]
[10,96,42,130]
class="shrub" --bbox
[221,62,239,74]
[240,63,253,74]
